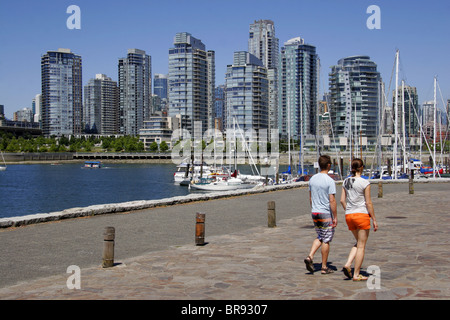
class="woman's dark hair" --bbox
[351,158,364,176]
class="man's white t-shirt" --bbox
[308,173,336,214]
[343,176,370,214]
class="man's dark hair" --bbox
[318,155,331,171]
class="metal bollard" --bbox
[102,227,115,268]
[195,212,206,246]
[378,181,383,198]
[268,201,276,228]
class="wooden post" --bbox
[409,169,414,194]
[387,158,391,177]
[268,201,276,228]
[195,212,206,246]
[378,181,383,198]
[102,227,115,268]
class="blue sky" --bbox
[0,0,449,118]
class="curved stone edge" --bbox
[1,178,449,229]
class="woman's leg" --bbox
[353,229,370,279]
[344,244,357,269]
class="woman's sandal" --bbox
[342,266,352,279]
[321,267,334,274]
[353,274,368,281]
[304,256,314,273]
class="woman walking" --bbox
[340,158,378,281]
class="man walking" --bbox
[304,155,337,274]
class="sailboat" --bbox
[0,150,6,171]
[189,117,265,191]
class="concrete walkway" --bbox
[0,181,449,301]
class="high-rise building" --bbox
[41,48,83,136]
[13,108,33,122]
[329,55,381,138]
[248,20,279,70]
[32,94,42,124]
[84,74,119,135]
[392,85,420,137]
[153,74,168,113]
[248,20,279,133]
[214,85,225,131]
[168,32,211,134]
[225,51,268,132]
[154,74,168,100]
[118,49,151,136]
[279,37,319,140]
[421,101,435,126]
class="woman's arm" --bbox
[364,185,378,231]
[340,186,347,210]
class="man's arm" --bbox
[329,193,337,227]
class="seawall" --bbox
[1,178,449,229]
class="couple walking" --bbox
[304,155,378,281]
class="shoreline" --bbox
[3,151,449,167]
[1,178,449,229]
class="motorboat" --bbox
[83,161,102,168]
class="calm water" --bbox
[0,163,190,219]
[0,162,302,219]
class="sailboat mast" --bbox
[433,76,437,179]
[402,80,407,173]
[393,50,399,179]
[288,96,291,170]
[300,81,304,176]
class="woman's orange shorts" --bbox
[345,213,371,231]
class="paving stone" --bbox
[0,181,449,301]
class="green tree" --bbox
[159,141,169,152]
[149,141,158,152]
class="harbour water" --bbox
[0,162,298,219]
[0,163,190,219]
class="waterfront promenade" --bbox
[0,180,449,301]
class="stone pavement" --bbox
[0,181,449,301]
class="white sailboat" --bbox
[0,150,6,171]
[189,176,257,191]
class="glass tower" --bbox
[225,51,268,132]
[41,48,82,136]
[393,85,419,137]
[84,74,119,135]
[329,56,381,138]
[168,32,210,134]
[118,49,151,136]
[248,20,279,133]
[154,74,168,99]
[279,37,319,140]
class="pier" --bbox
[0,180,449,301]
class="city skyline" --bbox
[0,0,449,119]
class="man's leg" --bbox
[308,238,322,260]
[305,238,322,272]
[321,241,330,269]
